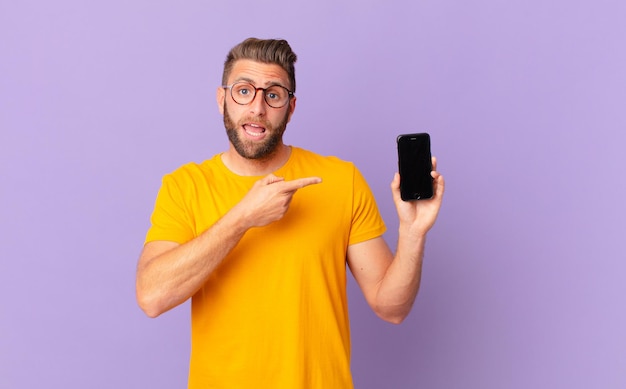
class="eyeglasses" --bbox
[222,82,294,109]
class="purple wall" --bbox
[2,1,625,388]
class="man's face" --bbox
[217,59,296,160]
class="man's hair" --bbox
[222,38,298,93]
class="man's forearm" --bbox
[374,232,426,324]
[136,209,250,317]
[137,174,323,317]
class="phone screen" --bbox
[397,133,433,201]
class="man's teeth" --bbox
[245,124,265,136]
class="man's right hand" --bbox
[234,174,322,228]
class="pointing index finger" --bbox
[282,177,323,191]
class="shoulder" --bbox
[290,147,356,172]
[163,155,222,182]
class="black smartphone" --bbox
[397,133,433,201]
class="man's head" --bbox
[222,38,297,94]
[217,38,298,161]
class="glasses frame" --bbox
[222,82,294,109]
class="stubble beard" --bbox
[223,103,289,161]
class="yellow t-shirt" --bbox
[146,147,386,389]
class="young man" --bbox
[136,37,445,388]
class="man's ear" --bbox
[216,86,225,115]
[286,95,297,123]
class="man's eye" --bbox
[238,88,250,95]
[266,92,279,100]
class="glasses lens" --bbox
[264,86,289,108]
[231,83,255,105]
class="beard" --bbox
[223,103,290,160]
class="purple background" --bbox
[2,1,625,388]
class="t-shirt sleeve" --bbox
[144,173,195,245]
[348,166,387,246]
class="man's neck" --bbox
[221,144,292,176]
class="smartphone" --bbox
[397,133,433,201]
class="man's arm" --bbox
[347,159,445,324]
[136,174,321,318]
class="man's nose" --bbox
[248,89,267,115]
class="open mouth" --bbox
[243,123,267,138]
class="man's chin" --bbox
[232,138,278,160]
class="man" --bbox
[136,37,445,388]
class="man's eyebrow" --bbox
[232,76,255,84]
[231,77,288,89]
